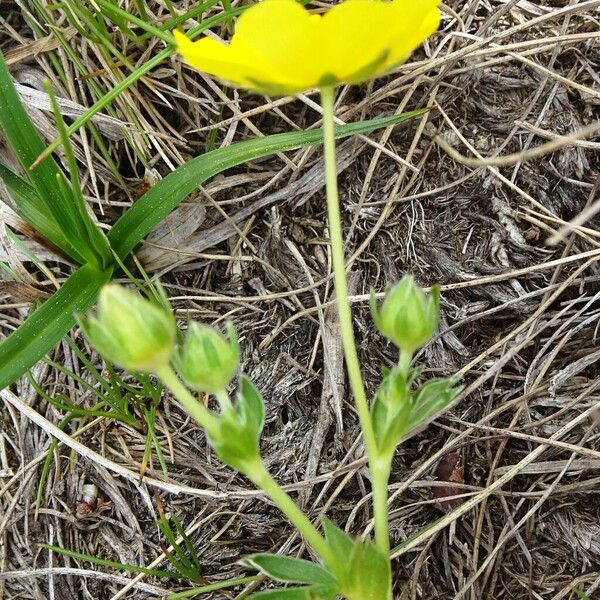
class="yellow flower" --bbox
[174,0,440,94]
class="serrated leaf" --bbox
[0,263,112,389]
[108,110,427,259]
[242,554,335,586]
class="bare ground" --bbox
[1,0,600,598]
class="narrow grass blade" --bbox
[94,0,174,43]
[40,544,179,580]
[109,111,426,258]
[45,81,112,268]
[31,3,240,167]
[0,163,74,258]
[0,263,112,390]
[0,55,84,262]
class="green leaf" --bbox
[343,540,391,600]
[409,377,460,430]
[238,376,265,438]
[45,80,112,268]
[371,366,412,454]
[0,263,112,390]
[251,586,337,599]
[0,54,85,262]
[321,518,353,581]
[242,554,335,586]
[108,110,427,259]
[0,162,74,259]
[0,52,109,266]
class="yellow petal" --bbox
[230,0,323,91]
[174,0,441,94]
[386,0,441,66]
[320,0,400,81]
[174,29,263,88]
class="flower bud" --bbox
[173,321,239,394]
[371,276,440,354]
[79,284,175,372]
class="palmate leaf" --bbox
[0,106,425,389]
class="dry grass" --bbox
[1,0,600,598]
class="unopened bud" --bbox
[371,276,440,354]
[79,284,175,372]
[173,322,239,394]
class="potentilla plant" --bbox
[81,1,459,597]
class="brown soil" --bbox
[1,1,599,598]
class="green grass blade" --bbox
[94,0,174,43]
[0,56,86,262]
[32,3,244,166]
[0,162,80,260]
[0,54,111,267]
[40,544,180,580]
[167,576,259,599]
[109,111,426,258]
[45,81,112,268]
[3,225,57,284]
[0,263,112,390]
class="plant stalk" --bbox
[320,85,389,557]
[158,365,336,569]
[246,460,338,569]
[156,365,220,435]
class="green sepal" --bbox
[207,377,265,471]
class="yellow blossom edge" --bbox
[174,0,441,94]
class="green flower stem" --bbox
[156,365,220,435]
[215,389,234,412]
[320,86,388,556]
[399,350,413,379]
[245,459,338,570]
[157,365,335,568]
[371,458,392,557]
